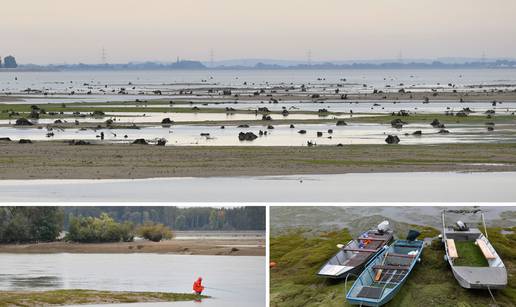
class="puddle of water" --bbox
[1,123,515,145]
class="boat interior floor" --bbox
[374,268,408,284]
[364,240,383,250]
[345,252,373,266]
[454,241,489,267]
[357,286,383,299]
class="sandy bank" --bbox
[0,238,265,256]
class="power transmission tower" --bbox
[210,49,215,68]
[101,47,108,64]
[307,50,312,66]
[398,50,403,63]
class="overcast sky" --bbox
[2,0,516,64]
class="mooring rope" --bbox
[487,285,498,306]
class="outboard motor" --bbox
[406,230,421,241]
[377,220,390,234]
[456,221,469,231]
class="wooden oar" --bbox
[374,252,389,282]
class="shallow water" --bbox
[270,206,515,233]
[1,122,515,145]
[2,69,516,94]
[0,254,265,307]
[0,111,334,125]
[1,172,515,202]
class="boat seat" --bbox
[476,239,496,260]
[446,239,458,259]
[357,237,389,241]
[357,286,383,299]
[342,247,376,253]
[373,265,410,271]
[387,253,415,258]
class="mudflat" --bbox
[0,142,515,179]
[0,238,265,256]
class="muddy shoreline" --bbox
[0,238,265,256]
[0,142,515,179]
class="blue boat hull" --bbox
[346,240,424,306]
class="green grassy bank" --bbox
[0,289,208,306]
[270,226,515,307]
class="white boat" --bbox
[441,209,507,289]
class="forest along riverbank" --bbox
[0,143,515,179]
[0,237,265,256]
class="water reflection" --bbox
[1,123,515,146]
[0,254,265,307]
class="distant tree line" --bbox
[63,207,265,231]
[0,55,18,68]
[0,206,264,244]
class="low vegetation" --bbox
[454,241,489,267]
[0,289,208,306]
[136,222,173,242]
[270,226,515,307]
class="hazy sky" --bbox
[2,0,516,64]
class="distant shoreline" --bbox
[0,238,265,256]
[3,60,516,72]
[2,67,516,72]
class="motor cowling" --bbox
[377,220,390,234]
[456,220,468,231]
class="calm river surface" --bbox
[0,254,265,307]
[0,172,515,202]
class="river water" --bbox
[270,206,516,234]
[1,172,515,202]
[0,254,265,307]
[2,69,516,94]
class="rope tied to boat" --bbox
[487,285,498,306]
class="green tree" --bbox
[66,213,134,243]
[0,207,63,243]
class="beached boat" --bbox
[346,231,424,306]
[441,209,507,289]
[317,221,393,279]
